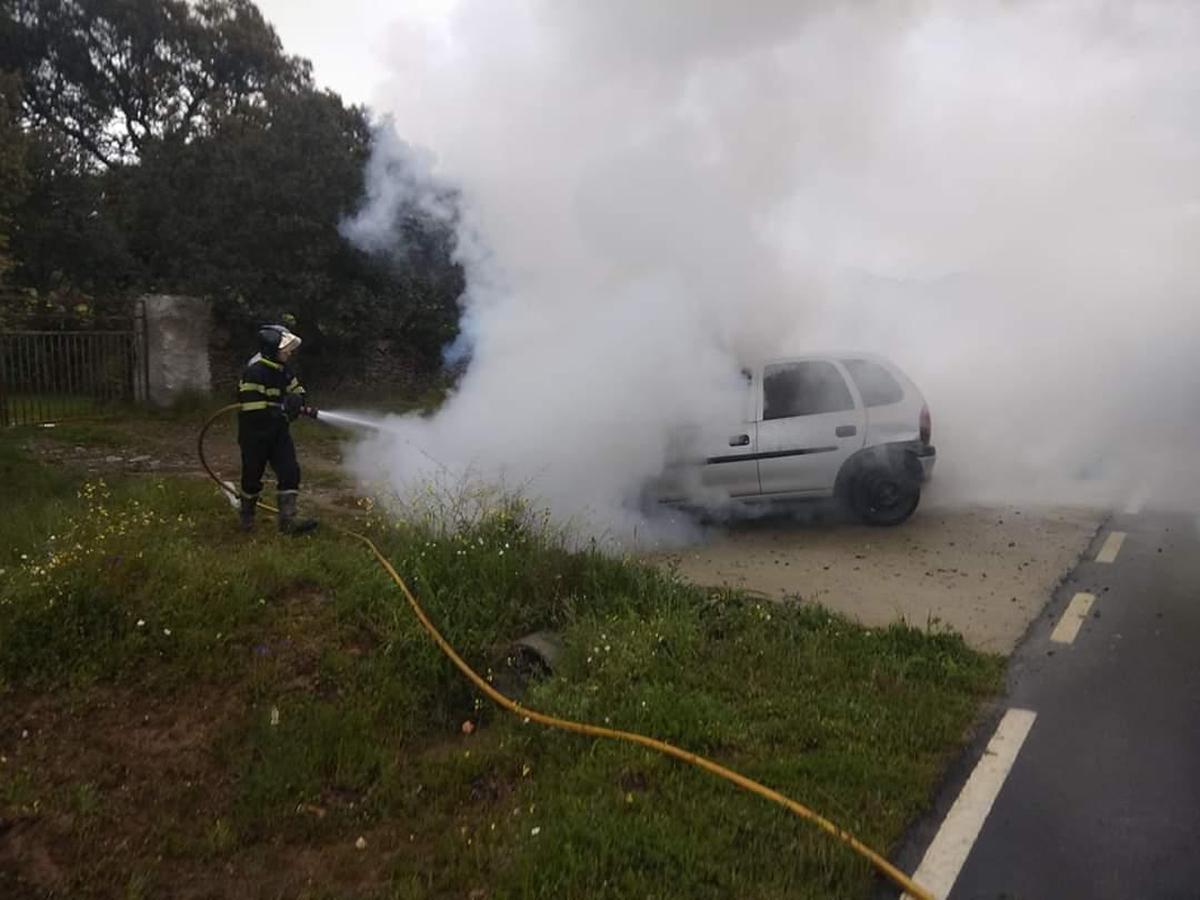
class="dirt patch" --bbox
[0,685,238,897]
[0,684,401,900]
[648,502,1103,654]
[26,416,371,521]
[0,818,64,892]
[252,584,340,695]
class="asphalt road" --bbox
[897,505,1200,899]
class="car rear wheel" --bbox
[850,464,920,526]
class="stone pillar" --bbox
[140,295,212,407]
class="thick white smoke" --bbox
[342,0,1200,536]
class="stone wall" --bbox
[141,295,212,407]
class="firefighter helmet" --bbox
[257,324,302,360]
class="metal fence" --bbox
[0,312,148,427]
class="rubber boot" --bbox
[239,497,257,532]
[277,492,317,535]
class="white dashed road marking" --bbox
[1095,531,1126,564]
[907,708,1038,900]
[1050,592,1095,645]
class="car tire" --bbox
[849,463,920,526]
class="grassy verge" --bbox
[0,429,1003,899]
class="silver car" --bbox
[656,354,936,525]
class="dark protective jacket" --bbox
[236,353,308,499]
[236,353,307,436]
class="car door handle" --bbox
[835,425,857,438]
[729,434,750,447]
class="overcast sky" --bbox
[253,0,454,109]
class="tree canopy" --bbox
[4,0,310,169]
[0,0,463,380]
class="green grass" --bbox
[0,435,81,566]
[0,431,1004,899]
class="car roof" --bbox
[755,351,896,368]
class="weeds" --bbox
[0,433,1004,899]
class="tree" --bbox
[115,88,371,351]
[0,0,464,379]
[0,71,27,285]
[1,0,310,170]
[106,85,462,374]
[11,130,137,297]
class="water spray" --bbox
[311,409,392,432]
[311,407,455,476]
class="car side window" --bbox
[762,361,855,420]
[842,359,905,407]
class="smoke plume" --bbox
[342,1,1200,536]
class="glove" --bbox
[283,393,303,421]
[300,405,319,419]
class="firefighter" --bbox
[237,324,318,534]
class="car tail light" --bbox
[919,405,931,445]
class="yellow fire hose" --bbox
[198,403,933,900]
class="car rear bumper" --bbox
[913,443,936,481]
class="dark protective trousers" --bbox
[239,418,301,498]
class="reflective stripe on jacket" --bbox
[237,355,306,416]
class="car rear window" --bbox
[842,359,905,407]
[762,361,855,419]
